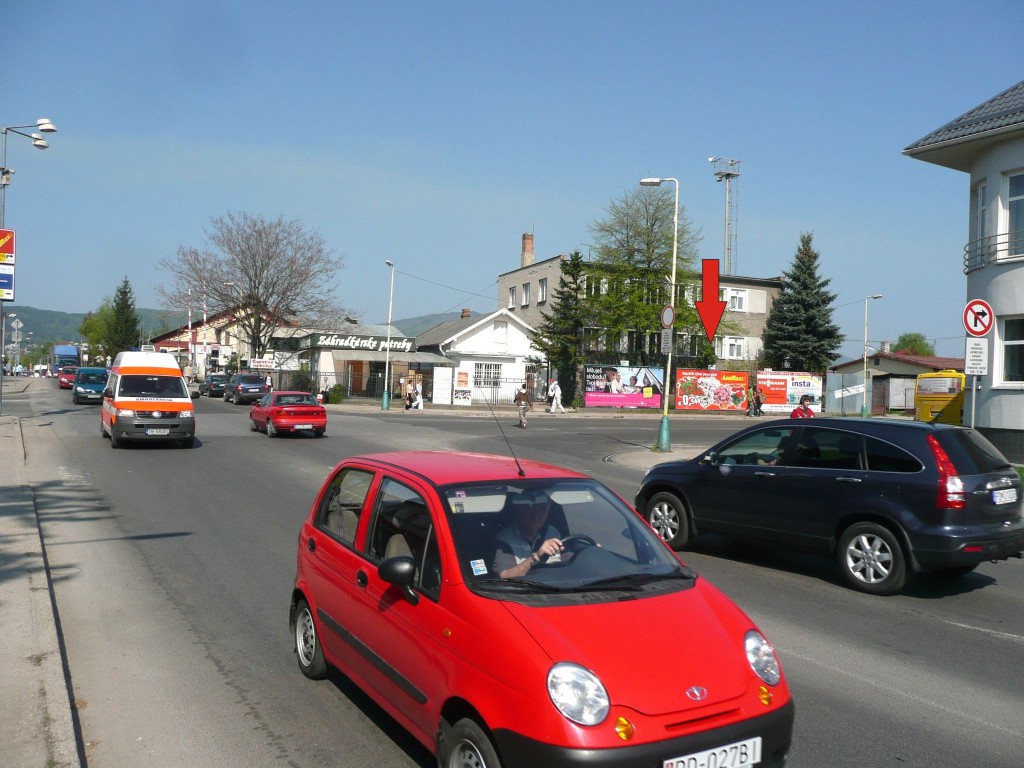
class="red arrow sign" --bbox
[696,259,727,344]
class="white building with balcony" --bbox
[904,78,1024,460]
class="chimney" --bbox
[521,232,534,267]
[461,308,471,319]
[881,340,891,353]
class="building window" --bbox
[473,362,502,387]
[582,327,601,352]
[722,288,747,312]
[538,277,548,303]
[1009,173,1024,257]
[722,336,745,360]
[1002,317,1024,383]
[508,286,516,309]
[521,282,531,307]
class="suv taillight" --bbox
[927,434,965,510]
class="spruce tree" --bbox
[534,251,587,403]
[105,277,143,356]
[761,233,843,373]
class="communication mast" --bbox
[709,157,741,275]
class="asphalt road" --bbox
[21,384,1024,767]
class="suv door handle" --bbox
[754,471,775,477]
[836,477,862,483]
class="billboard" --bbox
[674,369,749,411]
[584,364,663,408]
[756,371,823,414]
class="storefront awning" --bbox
[330,350,449,364]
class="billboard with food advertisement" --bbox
[756,371,823,414]
[673,369,750,411]
[584,364,663,408]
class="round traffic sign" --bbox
[963,299,994,337]
[660,304,675,329]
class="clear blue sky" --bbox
[5,1,1022,361]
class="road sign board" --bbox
[0,264,14,301]
[660,328,673,354]
[0,228,14,265]
[963,299,994,337]
[965,337,988,376]
[660,304,675,329]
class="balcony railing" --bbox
[963,231,1024,273]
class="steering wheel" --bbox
[559,534,597,551]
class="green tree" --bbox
[761,233,843,373]
[78,300,115,362]
[894,332,935,356]
[104,278,143,355]
[534,251,588,403]
[587,186,702,366]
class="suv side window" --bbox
[864,436,923,473]
[318,468,374,545]
[367,478,442,598]
[785,428,860,470]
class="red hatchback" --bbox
[290,451,793,768]
[57,366,79,389]
[249,391,326,437]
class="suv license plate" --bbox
[146,428,170,436]
[992,488,1018,505]
[664,736,761,768]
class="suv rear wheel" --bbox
[837,522,906,595]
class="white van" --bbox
[101,351,197,448]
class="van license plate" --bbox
[992,488,1018,504]
[664,736,761,768]
[146,428,170,436]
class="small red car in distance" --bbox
[291,451,793,768]
[57,366,79,389]
[249,391,326,438]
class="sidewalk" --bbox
[0,407,81,767]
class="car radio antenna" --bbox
[479,389,526,476]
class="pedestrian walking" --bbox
[414,380,424,410]
[547,378,566,414]
[513,383,532,428]
[405,380,415,410]
[754,386,764,417]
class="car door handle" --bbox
[754,471,775,477]
[307,537,316,553]
[356,570,368,588]
[836,477,862,483]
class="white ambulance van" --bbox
[101,349,197,448]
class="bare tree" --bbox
[158,212,354,358]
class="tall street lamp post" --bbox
[862,294,883,418]
[640,176,679,451]
[382,260,396,410]
[1,118,58,416]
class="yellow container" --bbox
[914,370,965,424]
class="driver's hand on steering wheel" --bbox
[536,537,563,561]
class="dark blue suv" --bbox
[635,418,1024,595]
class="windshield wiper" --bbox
[472,578,562,592]
[580,568,697,590]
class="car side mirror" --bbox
[703,451,719,465]
[103,388,114,398]
[377,556,420,605]
[191,390,200,399]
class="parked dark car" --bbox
[635,418,1024,595]
[198,373,228,398]
[223,373,270,404]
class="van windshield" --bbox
[118,375,188,398]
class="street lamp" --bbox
[381,260,396,410]
[640,176,679,451]
[1,118,57,416]
[862,294,883,418]
[224,281,242,372]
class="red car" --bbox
[57,366,79,389]
[290,451,793,768]
[249,391,326,437]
